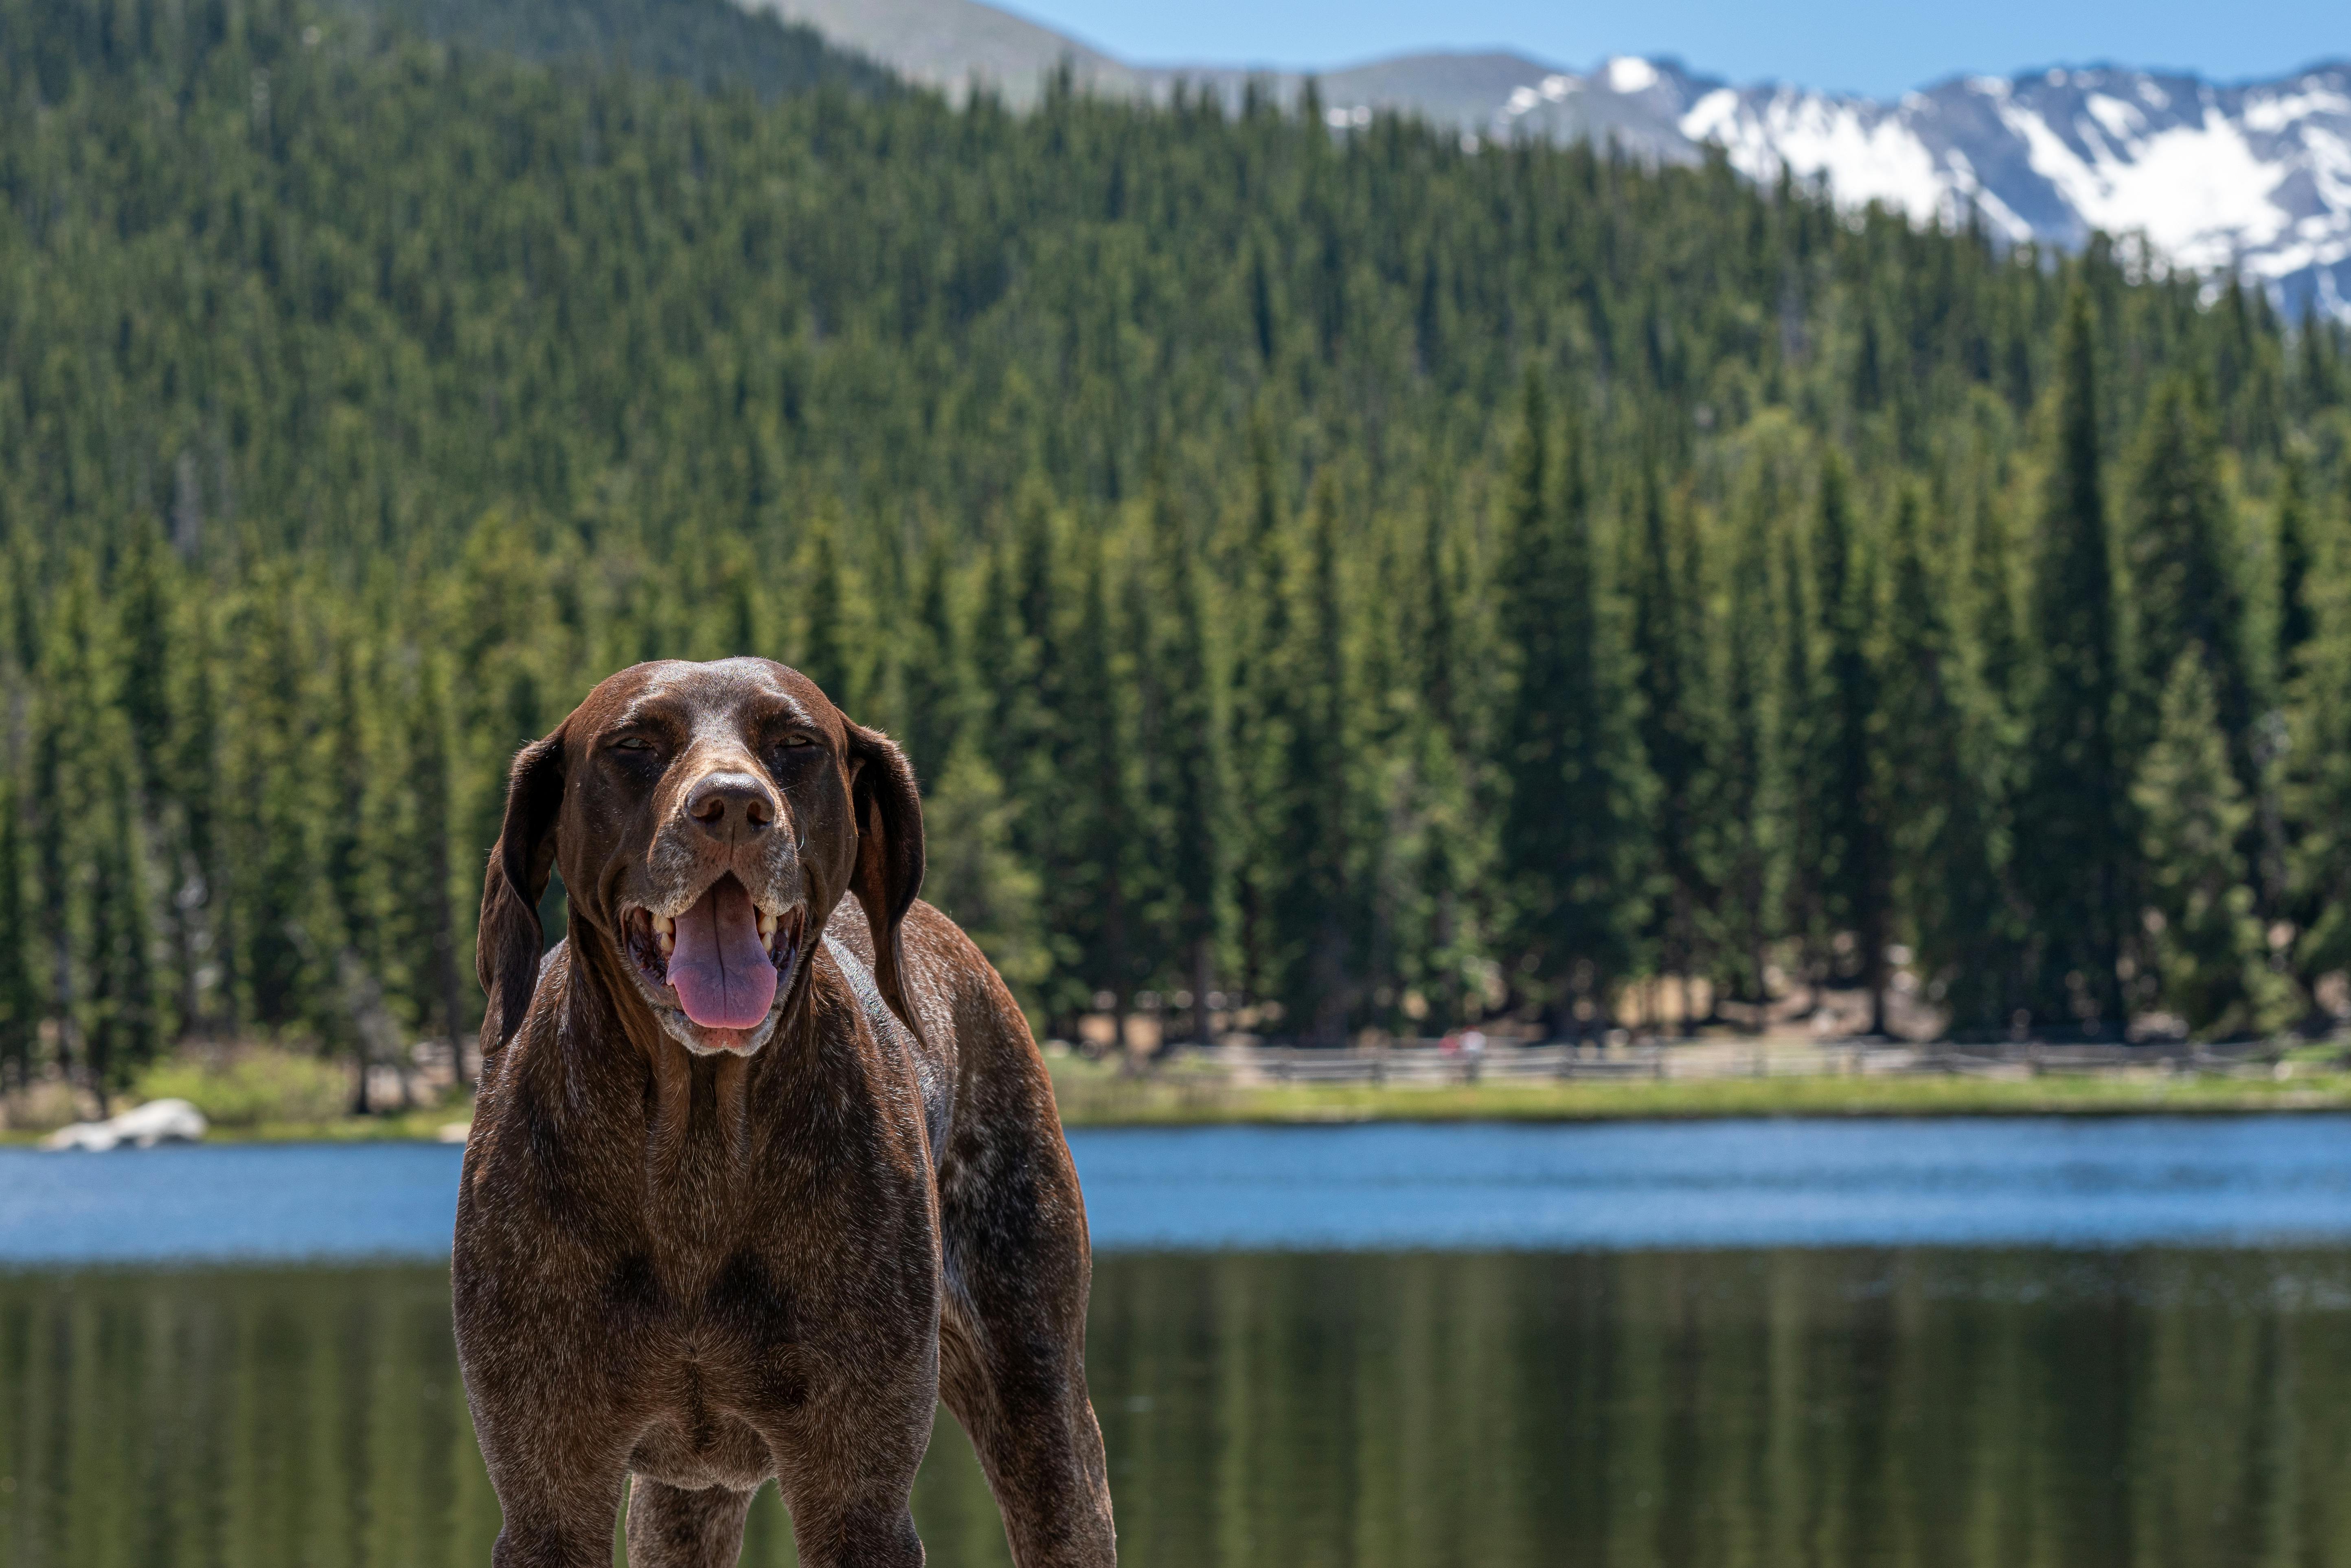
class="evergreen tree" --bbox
[1060,531,1138,1022]
[985,490,1081,1026]
[1813,456,1890,1031]
[2017,289,2129,1031]
[1145,480,1230,1042]
[1265,475,1355,1042]
[84,746,160,1102]
[1495,379,1645,1029]
[2277,455,2318,681]
[2123,374,2252,774]
[919,741,1050,1007]
[1228,424,1290,1020]
[172,600,229,1038]
[32,564,96,1096]
[0,765,34,1089]
[404,651,472,1083]
[115,522,178,806]
[1629,464,1709,1017]
[901,536,972,790]
[1879,487,2007,1033]
[2282,476,2351,990]
[2133,653,2292,1038]
[1776,525,1829,1009]
[230,576,329,1032]
[797,506,866,713]
[1410,500,1490,1030]
[1714,473,1784,1019]
[1968,488,2021,719]
[325,637,380,969]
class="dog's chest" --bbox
[598,1235,811,1457]
[617,1145,930,1357]
[603,1214,923,1481]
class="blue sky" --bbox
[1000,0,2349,98]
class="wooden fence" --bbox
[1159,1037,2290,1089]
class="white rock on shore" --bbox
[40,1099,209,1151]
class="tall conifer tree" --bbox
[1630,464,1707,1013]
[1061,531,1137,1022]
[1496,377,1645,1028]
[1715,475,1783,1018]
[1146,480,1230,1041]
[2018,288,2129,1029]
[2134,653,2290,1037]
[901,536,970,790]
[1814,455,1890,1031]
[2124,374,2252,776]
[1880,488,2007,1032]
[1267,475,1355,1042]
[1777,525,1828,1009]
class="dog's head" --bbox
[476,658,923,1058]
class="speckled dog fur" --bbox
[453,658,1116,1568]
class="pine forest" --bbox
[4,0,2351,1101]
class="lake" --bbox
[7,1117,2351,1565]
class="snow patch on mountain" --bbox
[1604,56,1661,95]
[1683,88,1956,227]
[2010,103,2283,267]
[1489,58,2351,322]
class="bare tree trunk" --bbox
[51,930,86,1112]
[1190,937,1213,1045]
[171,844,207,1039]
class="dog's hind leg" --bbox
[936,1134,1118,1566]
[623,1478,756,1568]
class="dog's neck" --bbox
[561,917,763,1169]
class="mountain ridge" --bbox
[746,0,2351,320]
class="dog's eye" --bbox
[613,736,657,753]
[776,734,815,750]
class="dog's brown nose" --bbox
[685,772,777,839]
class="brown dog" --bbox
[452,658,1116,1567]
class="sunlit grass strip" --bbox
[11,1066,2351,1144]
[1043,1059,2351,1126]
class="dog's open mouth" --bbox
[624,875,804,1032]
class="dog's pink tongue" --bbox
[667,878,776,1030]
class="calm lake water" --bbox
[6,1118,2351,1566]
[9,1116,2351,1263]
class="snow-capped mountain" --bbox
[1464,56,2351,321]
[743,0,2351,320]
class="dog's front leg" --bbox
[466,1362,640,1568]
[776,1490,926,1568]
[768,1379,935,1568]
[624,1477,758,1568]
[484,1455,632,1568]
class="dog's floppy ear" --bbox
[477,728,567,1054]
[845,721,925,1033]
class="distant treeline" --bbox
[0,0,2348,1095]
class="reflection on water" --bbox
[7,1250,2351,1567]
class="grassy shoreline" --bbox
[10,1061,2351,1144]
[1044,1061,2351,1126]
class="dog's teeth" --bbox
[657,930,675,956]
[757,910,777,940]
[654,914,675,936]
